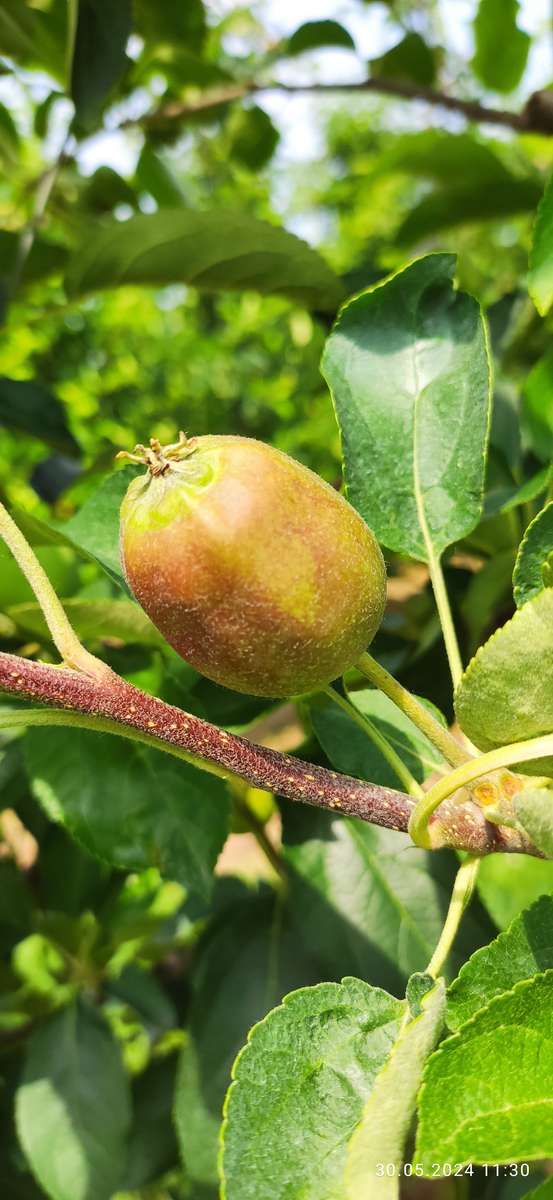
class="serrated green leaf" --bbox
[455,589,553,775]
[346,979,445,1198]
[24,727,230,899]
[286,20,355,56]
[513,501,553,607]
[282,805,494,992]
[64,210,344,311]
[416,970,553,1172]
[529,173,553,316]
[514,789,553,859]
[69,0,131,129]
[321,254,491,561]
[472,0,530,93]
[448,894,553,1030]
[175,887,324,1188]
[220,977,403,1200]
[16,999,131,1200]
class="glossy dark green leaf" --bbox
[529,173,553,316]
[282,804,494,993]
[398,178,540,245]
[416,970,553,1172]
[286,20,355,56]
[0,376,78,454]
[16,999,131,1200]
[135,146,186,207]
[64,210,344,311]
[472,0,530,92]
[455,589,553,775]
[134,0,206,50]
[24,727,230,899]
[221,977,403,1200]
[69,0,131,129]
[175,886,324,1188]
[448,895,553,1030]
[119,1058,179,1191]
[0,0,66,77]
[81,166,136,213]
[460,548,516,654]
[321,254,491,560]
[228,105,280,171]
[371,33,437,87]
[309,688,444,789]
[513,501,553,607]
[0,230,67,288]
[14,466,137,590]
[0,100,19,164]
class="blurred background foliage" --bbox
[2,2,553,1197]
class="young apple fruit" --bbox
[119,433,386,697]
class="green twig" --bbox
[426,855,479,978]
[323,684,424,799]
[427,552,464,690]
[356,652,470,768]
[0,501,110,679]
[409,733,553,849]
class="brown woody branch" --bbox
[134,79,553,137]
[0,651,540,857]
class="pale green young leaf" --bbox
[346,979,445,1199]
[455,589,553,775]
[513,500,553,607]
[416,970,553,1172]
[16,999,131,1200]
[64,210,345,311]
[220,977,404,1200]
[448,894,553,1030]
[514,789,553,859]
[321,254,491,561]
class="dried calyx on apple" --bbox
[118,432,386,697]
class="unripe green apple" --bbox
[118,433,386,697]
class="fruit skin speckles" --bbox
[119,433,386,698]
